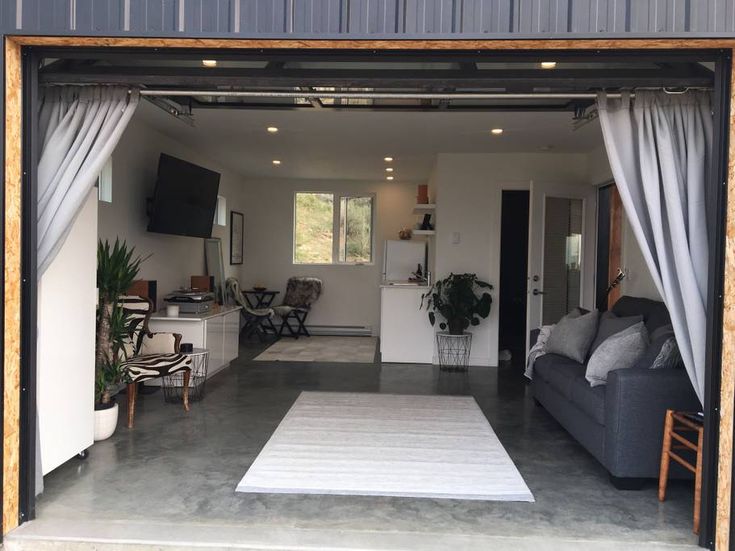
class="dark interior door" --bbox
[498,190,530,365]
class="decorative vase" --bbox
[94,401,119,441]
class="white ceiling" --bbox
[135,100,603,182]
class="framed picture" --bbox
[230,211,244,265]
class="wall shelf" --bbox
[412,204,436,213]
[413,229,436,236]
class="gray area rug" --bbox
[254,336,377,363]
[236,391,534,501]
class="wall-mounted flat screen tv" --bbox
[147,153,221,238]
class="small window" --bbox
[294,192,374,265]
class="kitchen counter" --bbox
[380,285,434,364]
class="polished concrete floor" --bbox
[17,340,699,550]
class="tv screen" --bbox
[147,154,221,238]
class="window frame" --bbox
[292,191,376,266]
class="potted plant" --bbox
[421,273,493,370]
[94,239,145,441]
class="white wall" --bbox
[586,145,661,301]
[38,189,97,475]
[99,116,248,308]
[432,153,591,366]
[238,178,417,334]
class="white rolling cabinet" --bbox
[148,306,242,383]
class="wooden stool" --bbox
[658,409,704,534]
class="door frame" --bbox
[3,36,734,550]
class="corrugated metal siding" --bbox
[3,0,735,37]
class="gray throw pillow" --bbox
[546,309,600,363]
[585,322,649,387]
[650,337,683,369]
[633,324,676,369]
[589,311,644,354]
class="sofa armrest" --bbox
[604,368,700,478]
[139,332,182,355]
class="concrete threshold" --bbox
[4,518,700,551]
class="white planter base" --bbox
[94,402,119,441]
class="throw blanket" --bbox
[524,325,554,380]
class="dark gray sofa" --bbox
[531,296,700,489]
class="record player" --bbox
[163,289,216,314]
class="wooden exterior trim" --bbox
[716,56,735,551]
[7,36,735,51]
[3,36,22,534]
[1,34,734,550]
[607,185,623,310]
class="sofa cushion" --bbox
[611,295,671,334]
[570,376,606,425]
[585,322,649,387]
[545,309,599,363]
[589,311,644,354]
[534,354,586,399]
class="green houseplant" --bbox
[421,273,493,335]
[95,239,146,440]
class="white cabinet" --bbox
[380,286,435,363]
[149,306,242,381]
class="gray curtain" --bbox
[35,86,139,496]
[597,90,713,404]
[37,86,139,275]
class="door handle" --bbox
[532,289,545,296]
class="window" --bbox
[293,192,374,265]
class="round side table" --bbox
[162,348,210,403]
[436,332,472,371]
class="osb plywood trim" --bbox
[716,54,735,551]
[3,37,22,535]
[8,36,735,51]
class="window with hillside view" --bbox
[293,192,374,264]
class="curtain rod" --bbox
[135,88,710,100]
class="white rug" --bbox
[254,336,377,363]
[236,392,534,501]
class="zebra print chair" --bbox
[118,296,192,428]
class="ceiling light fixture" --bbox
[384,157,394,162]
[267,126,279,133]
[491,128,504,135]
[202,59,218,68]
[272,160,281,165]
[386,176,394,181]
[540,61,557,69]
[385,167,394,172]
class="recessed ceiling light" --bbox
[202,59,218,68]
[384,157,394,162]
[267,126,279,133]
[491,128,504,135]
[385,167,394,172]
[540,61,557,69]
[272,160,281,165]
[386,176,394,181]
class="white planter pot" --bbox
[94,402,119,441]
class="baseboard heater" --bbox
[306,325,373,337]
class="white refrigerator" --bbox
[383,240,427,282]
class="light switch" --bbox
[451,232,461,245]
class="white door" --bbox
[525,181,597,356]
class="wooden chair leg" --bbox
[127,383,138,429]
[658,409,674,502]
[694,426,704,535]
[182,370,191,412]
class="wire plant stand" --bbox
[436,332,472,371]
[162,348,209,403]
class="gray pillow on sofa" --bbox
[585,322,649,387]
[545,309,599,363]
[589,311,644,353]
[650,337,683,369]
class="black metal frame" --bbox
[278,309,311,339]
[699,49,733,550]
[19,47,39,526]
[11,45,731,548]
